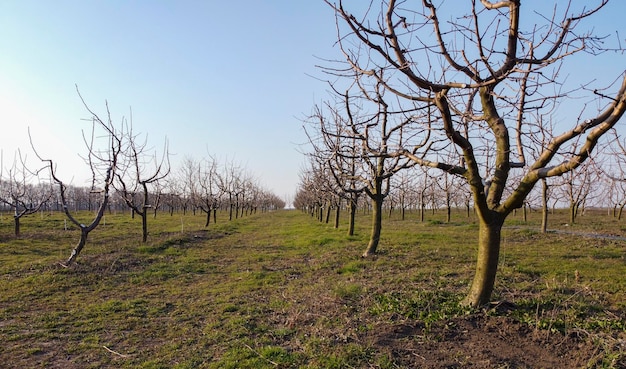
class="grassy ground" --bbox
[0,207,624,368]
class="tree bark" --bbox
[362,195,383,257]
[420,190,425,222]
[325,202,332,224]
[141,210,148,243]
[14,216,20,237]
[569,203,576,225]
[541,179,548,233]
[462,215,504,307]
[348,198,357,236]
[204,209,211,227]
[65,228,88,267]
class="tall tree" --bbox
[326,0,626,306]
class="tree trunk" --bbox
[618,205,624,221]
[141,211,148,243]
[64,228,88,267]
[325,202,332,224]
[569,203,576,224]
[348,198,357,236]
[541,179,548,233]
[334,204,340,229]
[462,215,504,308]
[362,195,383,257]
[14,216,20,237]
[446,193,451,223]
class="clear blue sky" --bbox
[0,1,341,200]
[1,1,624,201]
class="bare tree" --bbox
[604,130,626,220]
[555,159,599,224]
[0,151,51,236]
[32,94,122,267]
[306,77,421,256]
[115,124,170,243]
[194,156,222,227]
[326,0,626,306]
[218,159,239,221]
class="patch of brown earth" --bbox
[368,315,597,368]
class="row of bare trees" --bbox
[296,154,626,220]
[0,156,285,231]
[167,156,285,225]
[299,0,626,307]
[1,90,284,266]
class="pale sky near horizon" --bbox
[1,1,625,203]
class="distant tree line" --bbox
[0,90,285,266]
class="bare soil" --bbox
[366,314,601,368]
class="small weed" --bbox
[333,283,363,300]
[337,260,366,274]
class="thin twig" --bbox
[103,345,130,358]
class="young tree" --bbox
[0,151,51,236]
[326,0,626,306]
[115,125,170,243]
[604,130,626,219]
[194,156,222,227]
[306,81,420,256]
[32,95,123,267]
[555,159,599,224]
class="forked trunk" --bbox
[362,196,383,257]
[462,215,504,307]
[64,228,88,267]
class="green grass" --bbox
[0,207,625,367]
